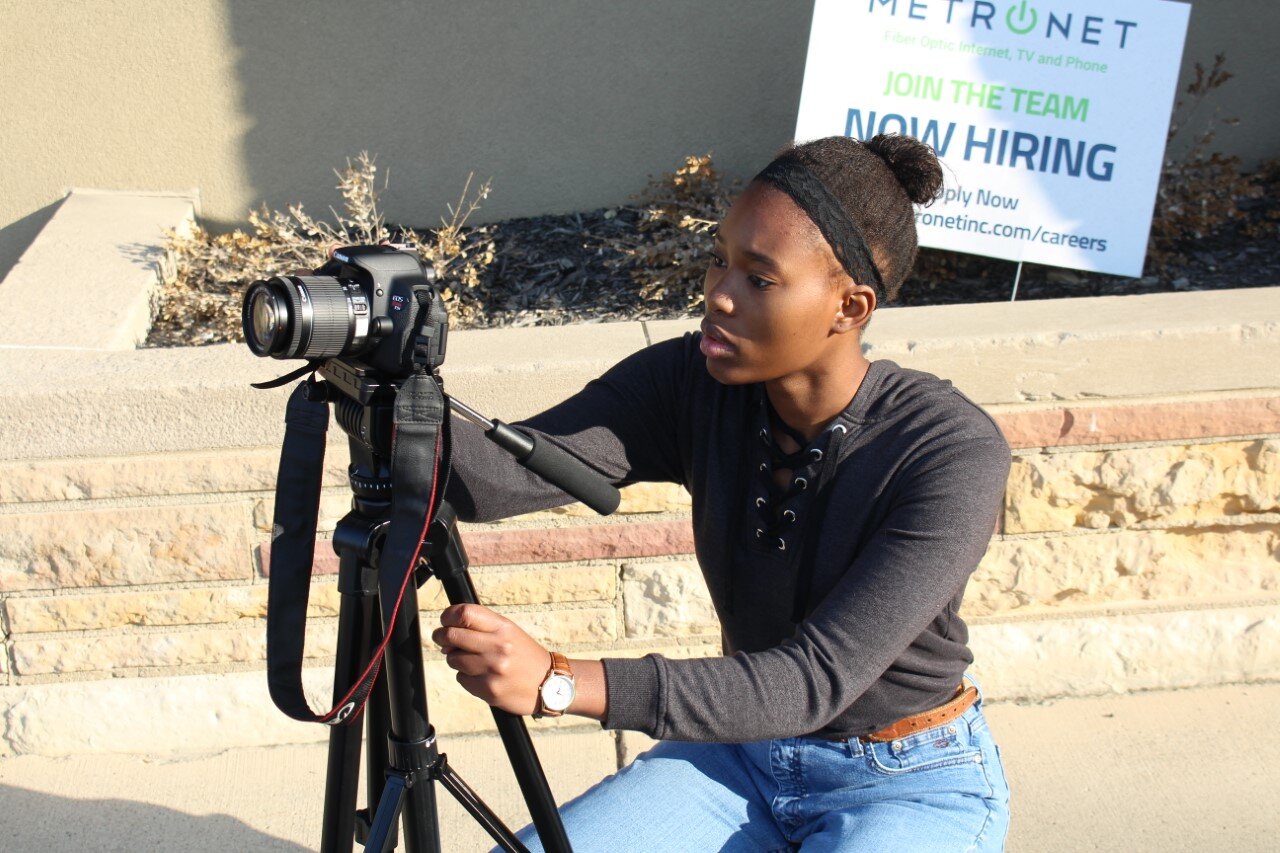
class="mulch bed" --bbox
[145,195,1278,348]
[455,203,1279,325]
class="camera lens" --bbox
[242,276,371,360]
[245,284,288,356]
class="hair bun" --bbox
[866,134,944,206]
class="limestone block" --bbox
[421,654,631,737]
[0,191,195,350]
[7,604,1273,758]
[419,659,616,737]
[4,583,342,634]
[0,641,722,755]
[518,482,691,521]
[510,606,617,645]
[457,519,694,567]
[0,449,349,504]
[412,604,619,667]
[968,525,1280,616]
[621,560,719,639]
[617,482,692,515]
[968,604,1280,700]
[417,563,617,610]
[422,656,508,734]
[994,395,1280,449]
[0,670,331,757]
[253,488,351,534]
[11,622,337,676]
[1006,439,1280,534]
[0,502,254,592]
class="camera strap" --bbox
[265,379,331,722]
[251,360,323,390]
[266,372,446,726]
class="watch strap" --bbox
[549,652,571,678]
[535,652,574,718]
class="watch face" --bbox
[540,674,575,712]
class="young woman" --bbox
[435,134,1012,852]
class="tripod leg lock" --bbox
[387,728,439,789]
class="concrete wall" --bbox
[3,0,1278,279]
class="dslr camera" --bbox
[241,244,447,380]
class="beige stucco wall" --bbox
[3,0,1277,280]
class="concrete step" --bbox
[0,190,196,351]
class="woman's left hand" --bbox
[432,603,550,716]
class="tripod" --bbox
[310,384,617,852]
[249,246,619,850]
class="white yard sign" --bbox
[795,0,1192,277]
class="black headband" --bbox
[753,158,884,297]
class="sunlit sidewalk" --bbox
[0,681,1276,851]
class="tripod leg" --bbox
[325,515,444,852]
[365,733,533,853]
[356,665,393,846]
[378,577,444,852]
[435,758,530,853]
[322,549,381,853]
[365,774,409,853]
[426,505,573,853]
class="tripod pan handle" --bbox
[486,421,621,516]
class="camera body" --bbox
[242,244,447,379]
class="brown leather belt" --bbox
[860,682,979,743]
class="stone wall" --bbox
[976,400,1280,614]
[2,392,1277,756]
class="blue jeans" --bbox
[510,687,1010,852]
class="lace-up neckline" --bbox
[762,397,815,471]
[722,362,885,620]
[723,386,854,620]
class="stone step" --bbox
[3,603,1274,757]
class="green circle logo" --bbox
[1006,1,1039,35]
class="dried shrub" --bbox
[1241,158,1280,240]
[396,172,497,326]
[602,154,738,312]
[1147,54,1260,272]
[149,152,495,346]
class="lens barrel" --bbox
[242,279,290,357]
[242,275,370,360]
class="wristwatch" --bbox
[534,652,576,718]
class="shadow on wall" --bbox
[221,0,813,226]
[0,784,310,851]
[0,199,62,283]
[1169,1,1280,167]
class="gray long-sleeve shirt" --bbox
[444,332,1010,743]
